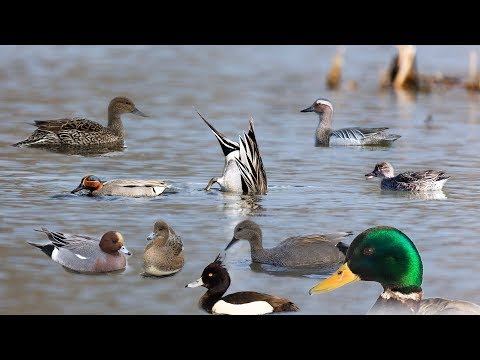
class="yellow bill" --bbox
[309,263,360,295]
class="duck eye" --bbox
[363,247,375,256]
[208,273,213,277]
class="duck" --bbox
[225,220,352,269]
[365,161,450,191]
[196,110,267,195]
[300,98,401,146]
[71,174,170,197]
[185,254,299,315]
[27,227,131,273]
[12,96,147,148]
[143,220,184,277]
[309,226,480,315]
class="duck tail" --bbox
[385,133,402,141]
[336,241,349,256]
[27,241,55,258]
[275,301,300,312]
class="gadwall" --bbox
[143,220,184,277]
[12,96,147,148]
[27,228,131,273]
[225,220,352,269]
[365,161,450,191]
[309,226,480,315]
[300,98,401,146]
[197,111,267,195]
[185,254,299,315]
[71,175,170,197]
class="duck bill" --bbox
[309,263,360,295]
[365,172,377,179]
[71,183,86,194]
[185,277,204,288]
[131,107,148,117]
[300,105,314,113]
[120,245,131,256]
[225,237,240,251]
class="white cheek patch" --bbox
[212,300,274,315]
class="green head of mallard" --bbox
[309,226,423,295]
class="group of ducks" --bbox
[16,96,478,315]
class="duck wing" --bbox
[33,118,106,133]
[418,298,480,315]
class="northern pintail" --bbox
[143,220,184,277]
[365,161,450,191]
[12,96,147,148]
[71,175,170,197]
[225,220,351,269]
[27,228,131,273]
[309,226,480,315]
[185,254,299,315]
[197,111,267,195]
[300,98,401,146]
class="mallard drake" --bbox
[300,98,401,146]
[197,111,267,195]
[185,254,299,315]
[225,220,351,269]
[309,226,480,315]
[12,96,147,148]
[143,220,184,277]
[71,175,170,197]
[27,228,131,273]
[365,161,450,191]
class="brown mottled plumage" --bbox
[12,96,147,148]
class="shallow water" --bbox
[1,45,480,315]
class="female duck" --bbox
[71,175,170,197]
[27,228,131,273]
[225,220,351,269]
[365,161,450,191]
[143,220,184,277]
[12,96,147,148]
[197,111,267,195]
[309,226,480,315]
[186,254,299,315]
[300,98,401,146]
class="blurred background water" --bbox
[1,45,479,315]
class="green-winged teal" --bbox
[185,254,299,315]
[300,98,401,146]
[309,226,480,315]
[143,220,184,277]
[365,161,450,191]
[12,96,147,148]
[197,111,267,195]
[27,228,131,273]
[225,220,352,269]
[71,175,170,197]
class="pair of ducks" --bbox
[28,220,184,277]
[187,225,480,315]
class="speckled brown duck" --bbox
[12,96,147,148]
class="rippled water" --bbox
[1,45,480,315]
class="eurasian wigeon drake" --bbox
[27,227,131,273]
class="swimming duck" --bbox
[71,175,170,197]
[225,220,351,269]
[365,161,450,191]
[143,220,184,277]
[27,228,131,273]
[12,96,147,148]
[197,111,267,195]
[300,98,401,146]
[309,226,480,315]
[185,254,299,315]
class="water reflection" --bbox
[249,261,340,279]
[12,144,127,157]
[379,189,447,200]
